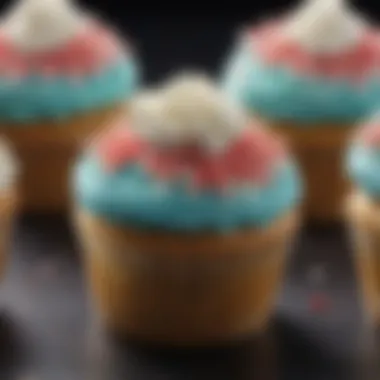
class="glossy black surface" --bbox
[0,216,377,380]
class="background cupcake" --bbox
[0,0,140,212]
[346,114,380,326]
[0,137,19,278]
[221,0,380,222]
[73,74,302,345]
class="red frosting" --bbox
[95,122,286,190]
[250,21,380,82]
[0,21,125,79]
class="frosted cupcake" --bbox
[0,137,19,278]
[73,74,302,345]
[346,115,380,325]
[221,0,380,222]
[0,0,139,212]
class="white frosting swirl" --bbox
[129,73,248,152]
[1,0,87,52]
[283,0,366,54]
[0,137,19,190]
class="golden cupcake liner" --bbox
[0,189,18,279]
[268,121,351,223]
[74,208,299,345]
[0,104,125,213]
[346,191,380,326]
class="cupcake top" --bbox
[222,0,380,124]
[262,0,369,74]
[346,113,380,197]
[0,137,19,190]
[0,0,139,123]
[74,73,302,232]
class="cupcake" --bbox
[0,137,19,278]
[346,115,380,326]
[221,0,380,222]
[73,73,302,345]
[0,0,140,212]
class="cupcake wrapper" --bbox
[0,104,125,212]
[267,120,351,222]
[75,208,299,345]
[346,191,380,326]
[0,189,18,278]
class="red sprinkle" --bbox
[309,293,331,314]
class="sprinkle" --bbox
[308,292,331,314]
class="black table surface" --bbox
[0,215,378,380]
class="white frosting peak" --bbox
[1,0,87,52]
[284,0,366,54]
[130,73,247,151]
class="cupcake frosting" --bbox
[0,0,139,122]
[283,0,365,54]
[74,74,302,232]
[347,114,380,197]
[0,137,19,189]
[2,0,86,52]
[222,0,380,124]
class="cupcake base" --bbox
[75,209,299,345]
[0,105,124,212]
[269,121,350,223]
[346,191,380,326]
[0,189,18,278]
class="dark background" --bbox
[79,0,380,83]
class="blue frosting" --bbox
[73,153,302,232]
[221,45,380,124]
[0,56,139,123]
[347,142,380,197]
